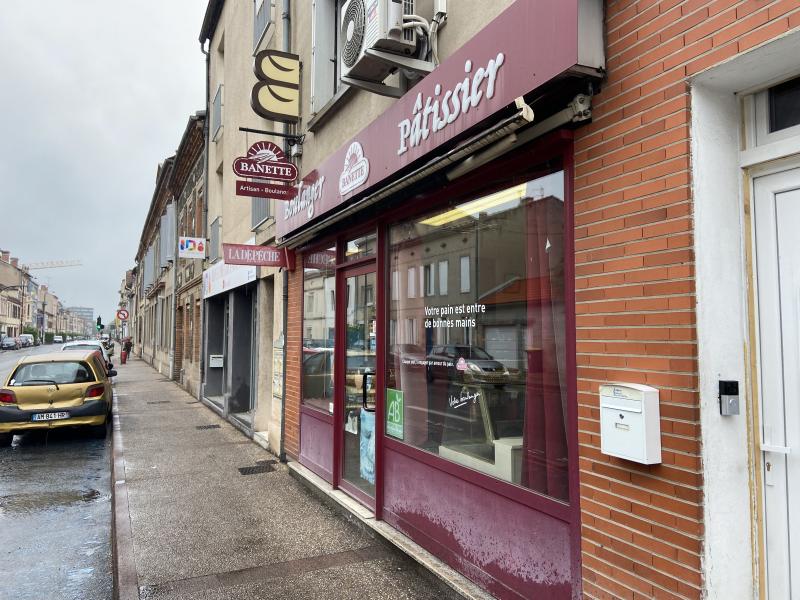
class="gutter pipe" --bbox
[278,0,290,463]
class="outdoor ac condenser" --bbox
[340,0,417,83]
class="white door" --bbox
[754,166,800,599]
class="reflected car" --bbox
[425,344,510,384]
[0,350,116,445]
[61,341,113,373]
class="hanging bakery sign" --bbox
[233,141,298,182]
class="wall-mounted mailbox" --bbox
[209,354,224,368]
[600,383,661,464]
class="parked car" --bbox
[52,335,63,343]
[19,334,34,348]
[0,350,116,445]
[1,336,21,351]
[61,340,113,373]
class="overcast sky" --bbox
[0,1,207,326]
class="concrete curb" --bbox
[111,394,140,600]
[287,461,495,600]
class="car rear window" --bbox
[10,361,96,386]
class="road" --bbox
[0,344,113,600]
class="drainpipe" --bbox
[199,40,210,401]
[278,0,291,462]
[169,196,178,380]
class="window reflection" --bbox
[302,246,336,413]
[386,171,570,502]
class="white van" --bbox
[19,334,34,347]
[53,335,63,343]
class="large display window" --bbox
[301,246,336,413]
[386,169,570,502]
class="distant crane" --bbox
[21,260,82,270]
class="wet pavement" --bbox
[115,357,465,600]
[0,343,113,600]
[0,428,113,600]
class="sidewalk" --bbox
[111,357,467,600]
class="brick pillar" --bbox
[284,255,303,460]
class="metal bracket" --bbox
[238,127,305,146]
[363,48,435,76]
[341,76,404,99]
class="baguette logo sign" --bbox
[233,141,298,182]
[251,50,300,123]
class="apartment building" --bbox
[198,0,287,450]
[257,0,800,598]
[135,158,177,373]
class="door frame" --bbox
[745,158,800,598]
[333,258,381,510]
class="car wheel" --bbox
[0,433,13,446]
[88,422,108,439]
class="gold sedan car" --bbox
[0,350,116,445]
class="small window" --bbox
[769,76,800,133]
[438,260,448,295]
[311,0,345,113]
[211,85,223,141]
[424,264,435,296]
[209,218,221,262]
[407,267,416,298]
[460,256,471,293]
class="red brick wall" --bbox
[284,259,303,460]
[575,2,800,598]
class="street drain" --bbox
[196,424,221,430]
[147,401,170,405]
[238,464,274,475]
[186,401,199,404]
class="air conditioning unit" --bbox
[340,0,417,83]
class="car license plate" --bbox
[32,412,69,422]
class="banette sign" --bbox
[233,141,298,182]
[277,0,601,240]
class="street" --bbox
[0,344,113,600]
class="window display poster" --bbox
[386,388,404,439]
[360,410,376,484]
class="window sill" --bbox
[307,86,356,133]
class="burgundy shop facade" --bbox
[280,3,604,598]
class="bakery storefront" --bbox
[280,3,603,598]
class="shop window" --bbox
[344,231,377,262]
[302,246,336,413]
[386,171,570,503]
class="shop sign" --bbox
[339,142,370,195]
[236,180,297,200]
[278,0,600,240]
[304,249,337,270]
[178,237,206,259]
[202,260,257,299]
[222,243,295,269]
[233,141,298,182]
[386,388,404,439]
[251,50,300,123]
[284,173,325,220]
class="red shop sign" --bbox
[278,0,602,240]
[236,180,297,200]
[223,243,296,270]
[233,141,298,182]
